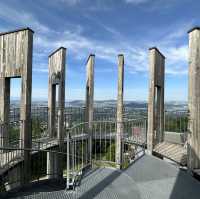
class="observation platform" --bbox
[3,154,200,199]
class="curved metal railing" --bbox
[0,147,68,192]
[0,105,192,194]
[0,117,148,193]
[67,118,147,169]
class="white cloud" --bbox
[165,46,188,63]
[34,23,190,76]
[61,0,81,5]
[34,29,148,74]
[0,0,191,101]
[145,20,193,76]
[164,46,188,75]
[0,2,50,33]
[0,1,190,77]
[33,68,48,73]
[125,0,150,4]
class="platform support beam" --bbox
[85,54,95,166]
[0,78,10,147]
[188,27,200,171]
[0,28,33,185]
[116,55,124,169]
[47,47,66,179]
[147,48,165,154]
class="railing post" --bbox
[116,54,124,169]
[85,54,95,166]
[147,47,165,154]
[188,27,200,171]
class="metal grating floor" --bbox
[4,154,200,199]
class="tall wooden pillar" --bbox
[0,78,10,147]
[116,54,124,169]
[188,27,200,170]
[0,28,33,184]
[85,54,95,165]
[48,84,56,137]
[20,30,33,184]
[147,47,165,154]
[47,47,66,179]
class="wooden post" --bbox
[116,54,124,169]
[48,84,56,137]
[0,28,34,185]
[0,78,10,147]
[57,48,66,177]
[147,47,165,154]
[47,47,66,179]
[188,27,200,170]
[20,30,33,184]
[85,54,95,165]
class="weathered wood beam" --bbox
[188,27,200,170]
[85,54,95,165]
[147,47,165,154]
[116,54,124,169]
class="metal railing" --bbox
[164,110,188,144]
[165,110,188,133]
[66,118,147,172]
[0,116,148,193]
[0,147,68,192]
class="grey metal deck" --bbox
[4,154,200,199]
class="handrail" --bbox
[68,118,147,131]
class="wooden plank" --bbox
[0,29,31,78]
[154,142,187,165]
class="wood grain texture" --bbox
[116,54,124,168]
[47,47,66,179]
[147,48,165,154]
[0,28,33,184]
[85,54,95,165]
[0,30,32,78]
[188,28,200,170]
[48,47,66,138]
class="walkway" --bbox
[3,154,200,199]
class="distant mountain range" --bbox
[10,99,187,110]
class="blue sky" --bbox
[0,0,198,101]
